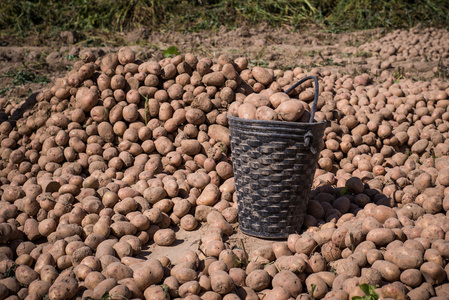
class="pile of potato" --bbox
[0,43,449,300]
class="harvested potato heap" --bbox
[0,44,449,300]
[357,27,449,68]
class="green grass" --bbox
[0,0,448,40]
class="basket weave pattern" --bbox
[228,116,326,239]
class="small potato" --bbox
[400,268,422,288]
[256,106,278,121]
[153,229,176,246]
[371,260,401,282]
[366,228,396,247]
[305,273,328,299]
[275,99,304,122]
[237,103,257,120]
[391,246,424,270]
[272,242,293,259]
[245,269,271,292]
[15,265,39,286]
[48,275,78,300]
[229,268,246,287]
[420,261,446,285]
[133,261,164,290]
[105,262,133,281]
[210,270,235,295]
[172,267,198,285]
[180,215,198,231]
[28,280,51,298]
[272,270,302,298]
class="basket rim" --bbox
[227,115,327,128]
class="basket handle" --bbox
[284,75,320,154]
[284,75,319,124]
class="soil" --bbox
[140,222,273,265]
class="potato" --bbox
[275,255,306,274]
[133,261,164,290]
[197,184,220,206]
[28,280,51,298]
[93,278,118,299]
[179,280,201,298]
[252,67,273,86]
[210,270,235,295]
[391,246,424,269]
[400,268,422,288]
[144,285,170,300]
[238,103,257,119]
[48,275,78,300]
[153,228,176,246]
[305,273,328,299]
[171,267,198,284]
[275,100,304,122]
[105,262,134,281]
[110,221,137,237]
[269,270,301,298]
[15,265,39,286]
[208,124,231,148]
[245,269,270,292]
[420,261,446,285]
[366,228,396,246]
[371,260,401,282]
[76,87,99,112]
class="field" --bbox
[1,1,449,300]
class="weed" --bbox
[339,187,351,196]
[160,284,170,298]
[2,69,50,86]
[65,54,77,61]
[435,57,449,80]
[5,264,17,278]
[352,283,379,300]
[309,283,317,298]
[216,142,227,154]
[0,87,11,95]
[163,46,180,58]
[248,59,269,68]
[142,95,151,125]
[393,66,406,82]
[354,51,372,58]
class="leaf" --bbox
[163,46,180,58]
[351,297,363,300]
[359,283,371,295]
[101,291,110,300]
[340,187,349,196]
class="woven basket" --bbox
[228,76,326,239]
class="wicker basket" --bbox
[228,76,326,239]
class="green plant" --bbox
[352,283,379,300]
[339,187,351,196]
[435,57,449,80]
[65,54,77,61]
[309,283,317,297]
[2,69,50,86]
[393,66,406,82]
[160,284,170,298]
[163,46,180,58]
[143,95,150,125]
[5,264,17,278]
[0,87,10,95]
